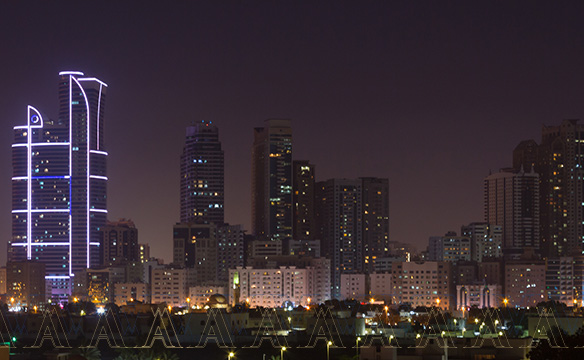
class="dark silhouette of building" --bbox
[180,120,224,225]
[99,219,139,266]
[251,119,292,245]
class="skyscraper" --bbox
[537,120,584,258]
[292,160,316,241]
[484,167,539,253]
[180,120,224,224]
[361,177,390,273]
[10,71,107,301]
[316,178,363,299]
[251,119,292,243]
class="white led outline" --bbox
[90,150,108,156]
[30,142,69,146]
[78,77,108,87]
[59,71,84,76]
[12,176,27,180]
[68,75,73,277]
[45,275,70,279]
[97,84,102,150]
[26,106,44,259]
[12,242,71,246]
[13,125,28,130]
[12,144,26,148]
[89,209,108,213]
[71,76,91,269]
[90,175,108,181]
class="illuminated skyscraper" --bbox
[251,119,292,243]
[10,71,107,301]
[180,121,224,224]
[292,160,316,241]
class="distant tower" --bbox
[316,178,363,299]
[251,119,292,243]
[484,168,539,253]
[292,160,316,240]
[180,120,224,224]
[538,120,584,257]
[361,177,390,273]
[10,71,107,302]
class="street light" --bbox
[503,298,508,307]
[280,346,286,360]
[356,337,361,357]
[228,351,234,360]
[327,341,332,360]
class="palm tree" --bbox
[72,346,101,360]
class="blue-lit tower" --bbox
[10,71,107,302]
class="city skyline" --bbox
[3,2,584,265]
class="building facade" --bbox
[316,178,363,299]
[361,177,390,273]
[10,71,108,302]
[180,121,224,224]
[484,168,539,253]
[251,119,292,243]
[99,219,139,266]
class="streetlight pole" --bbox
[327,341,332,360]
[356,337,361,358]
[281,346,286,360]
[228,351,234,360]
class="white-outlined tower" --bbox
[10,71,108,302]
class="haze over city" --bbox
[2,1,584,265]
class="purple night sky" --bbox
[1,2,584,264]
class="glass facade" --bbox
[10,71,107,302]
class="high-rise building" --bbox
[484,167,539,253]
[10,71,107,301]
[99,219,139,266]
[251,119,292,243]
[292,160,316,241]
[316,178,363,299]
[173,223,217,284]
[180,120,224,225]
[537,120,584,258]
[217,224,245,283]
[361,177,390,273]
[461,222,502,262]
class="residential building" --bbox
[99,219,139,266]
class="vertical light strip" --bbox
[26,108,32,259]
[69,75,73,277]
[97,84,102,150]
[71,77,91,269]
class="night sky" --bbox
[1,1,584,264]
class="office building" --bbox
[180,121,224,224]
[99,219,139,266]
[10,71,108,302]
[251,119,292,243]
